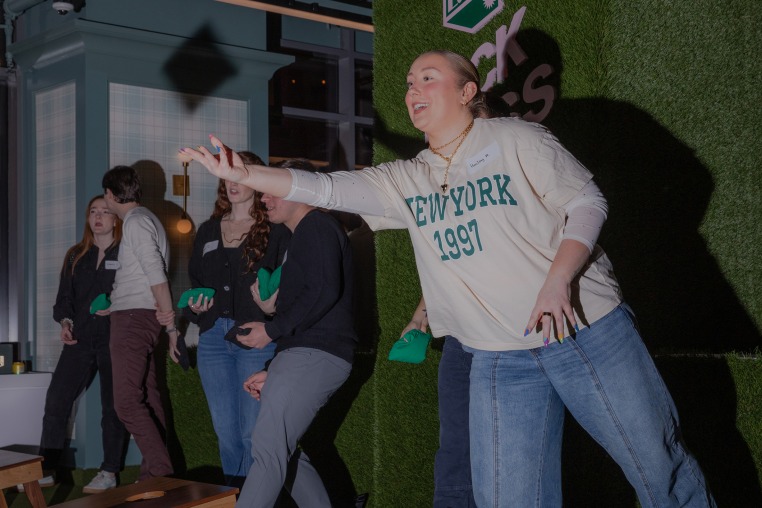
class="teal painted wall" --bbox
[7,0,369,471]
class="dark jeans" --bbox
[40,330,127,473]
[110,309,173,480]
[434,336,476,508]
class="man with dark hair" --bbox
[102,165,179,480]
[233,159,357,507]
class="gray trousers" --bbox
[235,347,352,508]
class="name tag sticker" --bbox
[105,260,120,270]
[466,142,499,175]
[203,240,219,256]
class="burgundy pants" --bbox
[110,309,173,479]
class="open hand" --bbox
[180,135,248,184]
[524,273,578,346]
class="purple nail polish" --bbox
[543,337,549,347]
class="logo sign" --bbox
[444,0,505,34]
[470,6,557,123]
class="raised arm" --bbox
[181,136,292,197]
[182,136,387,217]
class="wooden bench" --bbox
[52,476,238,508]
[0,450,46,508]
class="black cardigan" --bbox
[184,218,290,333]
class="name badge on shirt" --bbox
[203,240,219,256]
[466,142,499,175]
[105,260,120,270]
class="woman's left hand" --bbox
[525,273,576,345]
[525,240,588,345]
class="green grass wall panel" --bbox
[606,0,762,340]
[371,0,762,505]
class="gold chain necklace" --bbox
[222,217,251,245]
[429,120,474,194]
[222,230,247,245]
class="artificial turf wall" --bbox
[165,1,761,506]
[366,0,762,505]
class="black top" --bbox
[265,209,358,364]
[53,243,120,340]
[184,218,291,333]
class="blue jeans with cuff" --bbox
[197,317,276,485]
[466,303,715,508]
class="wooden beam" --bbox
[216,0,374,33]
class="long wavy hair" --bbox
[211,151,270,272]
[64,195,122,274]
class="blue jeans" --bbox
[434,336,476,508]
[197,318,276,484]
[466,304,716,508]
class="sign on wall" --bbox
[444,5,557,123]
[443,0,504,34]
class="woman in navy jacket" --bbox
[40,195,127,493]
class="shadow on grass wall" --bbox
[498,28,762,505]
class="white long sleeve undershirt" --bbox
[284,168,607,252]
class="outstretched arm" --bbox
[182,136,387,216]
[181,136,292,197]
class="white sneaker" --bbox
[82,470,117,494]
[17,475,55,492]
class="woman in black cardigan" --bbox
[183,151,289,487]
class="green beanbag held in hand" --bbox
[89,293,111,314]
[388,329,432,364]
[178,287,216,308]
[257,266,282,300]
